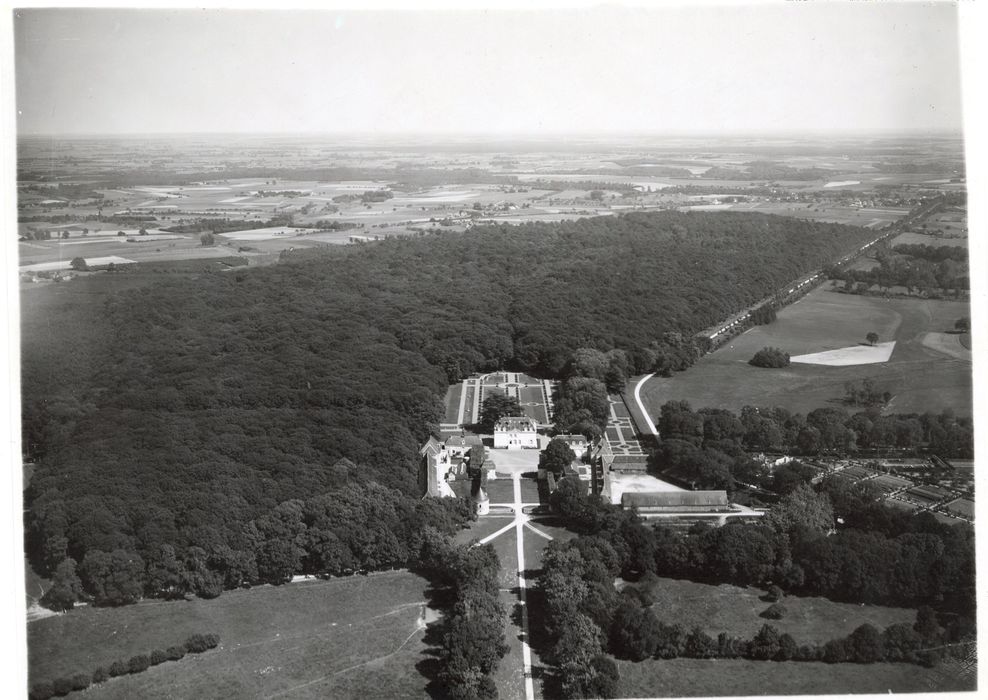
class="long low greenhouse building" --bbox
[621,490,732,513]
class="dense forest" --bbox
[23,210,874,603]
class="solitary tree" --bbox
[865,332,879,346]
[749,347,790,368]
[200,232,216,247]
[69,257,88,271]
[539,438,576,479]
[478,394,522,432]
[954,317,970,333]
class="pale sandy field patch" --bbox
[790,341,895,366]
[21,256,137,272]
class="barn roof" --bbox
[419,436,443,457]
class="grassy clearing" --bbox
[891,230,968,248]
[635,577,917,646]
[611,576,976,696]
[443,381,463,423]
[640,285,972,416]
[30,570,432,698]
[615,656,975,697]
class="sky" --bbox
[12,2,967,136]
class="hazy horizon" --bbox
[14,4,964,137]
[15,128,967,139]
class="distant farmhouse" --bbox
[493,416,539,449]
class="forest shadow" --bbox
[414,580,455,699]
[509,576,564,698]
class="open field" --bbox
[632,576,918,645]
[19,232,246,270]
[614,656,975,697]
[725,201,910,228]
[29,571,434,698]
[611,576,975,696]
[639,285,972,417]
[891,229,968,248]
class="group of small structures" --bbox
[421,381,738,523]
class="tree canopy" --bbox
[23,210,876,603]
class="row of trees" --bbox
[892,244,967,263]
[609,602,963,668]
[649,482,975,611]
[161,215,294,234]
[29,633,220,700]
[650,402,973,492]
[418,537,508,700]
[38,482,475,609]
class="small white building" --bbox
[493,416,539,449]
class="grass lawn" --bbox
[29,570,434,698]
[632,577,918,646]
[891,230,968,248]
[443,381,463,423]
[615,656,976,697]
[639,285,972,416]
[609,576,977,696]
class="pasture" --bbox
[629,576,918,645]
[729,200,909,228]
[891,229,968,248]
[19,231,241,269]
[611,576,975,696]
[30,571,434,699]
[639,285,972,417]
[615,657,975,697]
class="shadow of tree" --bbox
[508,571,567,699]
[414,580,454,699]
